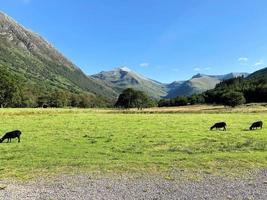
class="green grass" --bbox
[0,108,266,180]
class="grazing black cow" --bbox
[0,130,22,143]
[210,122,227,131]
[250,121,263,130]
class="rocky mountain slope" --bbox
[92,67,168,99]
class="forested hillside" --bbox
[204,68,267,104]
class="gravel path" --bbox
[0,170,267,200]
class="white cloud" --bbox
[253,59,264,67]
[238,57,248,62]
[204,67,211,70]
[139,62,150,67]
[238,57,265,68]
[194,67,201,71]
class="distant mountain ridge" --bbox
[165,72,249,98]
[192,72,249,80]
[91,67,249,99]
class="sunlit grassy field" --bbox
[0,107,266,180]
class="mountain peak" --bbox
[192,73,207,79]
[0,11,20,26]
[0,11,8,18]
[92,67,168,99]
[117,66,131,72]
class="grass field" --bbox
[0,107,266,180]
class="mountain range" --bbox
[91,68,249,98]
[0,11,251,102]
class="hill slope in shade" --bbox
[0,12,117,99]
[166,75,221,98]
[246,67,267,80]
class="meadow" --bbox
[0,106,266,180]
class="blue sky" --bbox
[1,0,267,83]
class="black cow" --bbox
[250,121,263,130]
[0,130,22,143]
[210,122,227,131]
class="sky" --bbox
[1,0,267,83]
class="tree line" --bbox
[158,94,205,107]
[0,66,108,108]
[203,75,267,106]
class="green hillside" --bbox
[0,12,117,103]
[204,67,267,104]
[247,67,267,80]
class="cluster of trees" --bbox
[35,91,107,108]
[115,88,156,109]
[0,67,108,108]
[203,76,267,107]
[158,94,205,107]
[0,67,19,108]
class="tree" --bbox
[158,99,171,107]
[37,95,51,107]
[48,90,70,107]
[174,96,188,106]
[78,93,94,108]
[222,91,246,107]
[18,89,37,108]
[0,67,20,107]
[189,94,205,105]
[115,88,154,109]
